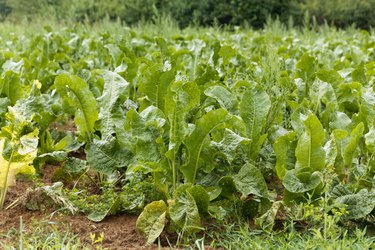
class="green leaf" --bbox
[211,128,251,163]
[335,189,375,220]
[54,133,83,152]
[38,151,68,162]
[352,64,367,85]
[255,201,283,231]
[182,109,230,184]
[86,137,133,175]
[273,131,296,180]
[62,157,87,173]
[283,168,322,193]
[97,71,129,139]
[332,129,349,178]
[365,127,375,153]
[136,200,167,244]
[240,88,271,160]
[343,123,364,168]
[329,111,352,131]
[165,81,200,163]
[233,163,269,198]
[296,53,316,82]
[54,74,98,141]
[316,69,343,86]
[121,108,163,162]
[0,71,23,105]
[88,197,121,222]
[295,114,325,171]
[169,185,201,233]
[187,185,210,214]
[204,86,238,112]
[138,65,175,111]
[218,45,236,65]
[240,88,271,140]
[13,82,56,130]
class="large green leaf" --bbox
[316,69,343,86]
[86,137,133,175]
[168,184,201,233]
[0,71,23,105]
[335,189,375,220]
[138,64,175,111]
[233,163,269,198]
[273,131,296,180]
[13,81,56,130]
[120,108,164,163]
[239,88,271,160]
[204,85,238,112]
[283,168,322,193]
[332,129,349,178]
[136,200,167,244]
[343,123,364,168]
[54,74,98,141]
[295,114,325,171]
[96,71,129,139]
[296,53,316,83]
[365,127,375,153]
[187,185,210,215]
[240,88,271,140]
[87,197,121,222]
[211,128,251,163]
[182,109,230,184]
[165,81,200,162]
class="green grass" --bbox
[209,222,375,250]
[0,218,97,250]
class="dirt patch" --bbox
[0,175,166,249]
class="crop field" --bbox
[0,20,375,249]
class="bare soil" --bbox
[0,166,166,250]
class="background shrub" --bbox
[2,0,375,29]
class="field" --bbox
[0,20,375,249]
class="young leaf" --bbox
[54,74,98,141]
[136,200,167,244]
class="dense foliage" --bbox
[0,21,374,243]
[2,0,375,29]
